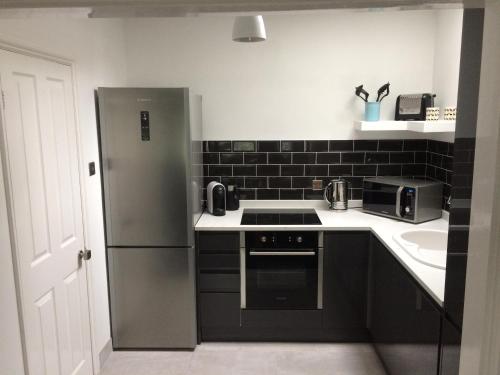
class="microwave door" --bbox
[362,182,400,217]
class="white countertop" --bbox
[195,200,448,306]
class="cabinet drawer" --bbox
[199,273,240,292]
[200,293,241,328]
[198,232,240,253]
[199,254,240,271]
[241,309,322,329]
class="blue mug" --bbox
[365,102,380,122]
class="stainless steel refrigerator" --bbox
[97,88,203,349]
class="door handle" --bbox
[79,249,92,261]
[249,251,316,256]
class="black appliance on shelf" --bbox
[395,93,436,120]
[225,184,240,211]
[241,230,323,310]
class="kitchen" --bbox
[0,2,499,375]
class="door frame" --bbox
[0,40,97,374]
[459,1,500,374]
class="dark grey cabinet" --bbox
[439,318,461,375]
[323,231,370,341]
[369,236,441,375]
[197,232,241,341]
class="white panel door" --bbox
[0,49,92,375]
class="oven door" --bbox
[245,249,318,310]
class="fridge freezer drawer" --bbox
[107,247,197,349]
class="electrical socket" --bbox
[312,179,323,190]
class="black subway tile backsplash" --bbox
[292,177,314,189]
[403,139,428,151]
[209,165,232,176]
[256,189,279,200]
[233,141,256,152]
[378,139,403,151]
[377,164,402,176]
[207,141,232,152]
[316,152,340,164]
[365,152,389,164]
[329,140,353,152]
[202,138,454,209]
[257,164,280,176]
[354,140,378,151]
[281,164,305,176]
[245,177,267,189]
[304,189,324,200]
[280,189,304,200]
[203,152,220,164]
[390,152,415,164]
[281,140,304,152]
[306,140,329,152]
[305,165,328,176]
[402,164,426,176]
[329,164,353,176]
[341,152,365,164]
[353,165,377,176]
[239,188,256,200]
[233,165,256,176]
[269,177,292,188]
[220,153,243,164]
[269,152,291,164]
[244,153,267,164]
[292,152,316,164]
[257,141,280,152]
[221,177,244,187]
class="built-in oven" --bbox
[240,231,323,310]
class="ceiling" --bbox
[0,0,467,17]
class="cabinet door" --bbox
[369,236,441,375]
[439,318,461,375]
[323,231,370,340]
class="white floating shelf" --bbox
[354,120,455,133]
[406,120,456,133]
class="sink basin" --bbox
[393,230,448,269]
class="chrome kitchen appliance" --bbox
[362,177,443,223]
[324,179,349,210]
[97,88,202,349]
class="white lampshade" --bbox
[232,15,267,42]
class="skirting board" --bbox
[99,339,113,370]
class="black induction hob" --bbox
[240,208,322,225]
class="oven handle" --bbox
[249,251,316,256]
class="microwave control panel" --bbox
[400,187,416,219]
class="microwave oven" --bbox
[362,177,443,223]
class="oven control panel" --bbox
[246,231,318,249]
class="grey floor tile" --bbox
[99,343,386,375]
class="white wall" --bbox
[0,17,128,373]
[433,9,463,110]
[124,9,461,140]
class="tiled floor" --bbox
[100,343,387,375]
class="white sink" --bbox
[393,229,448,269]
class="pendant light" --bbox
[232,15,267,42]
